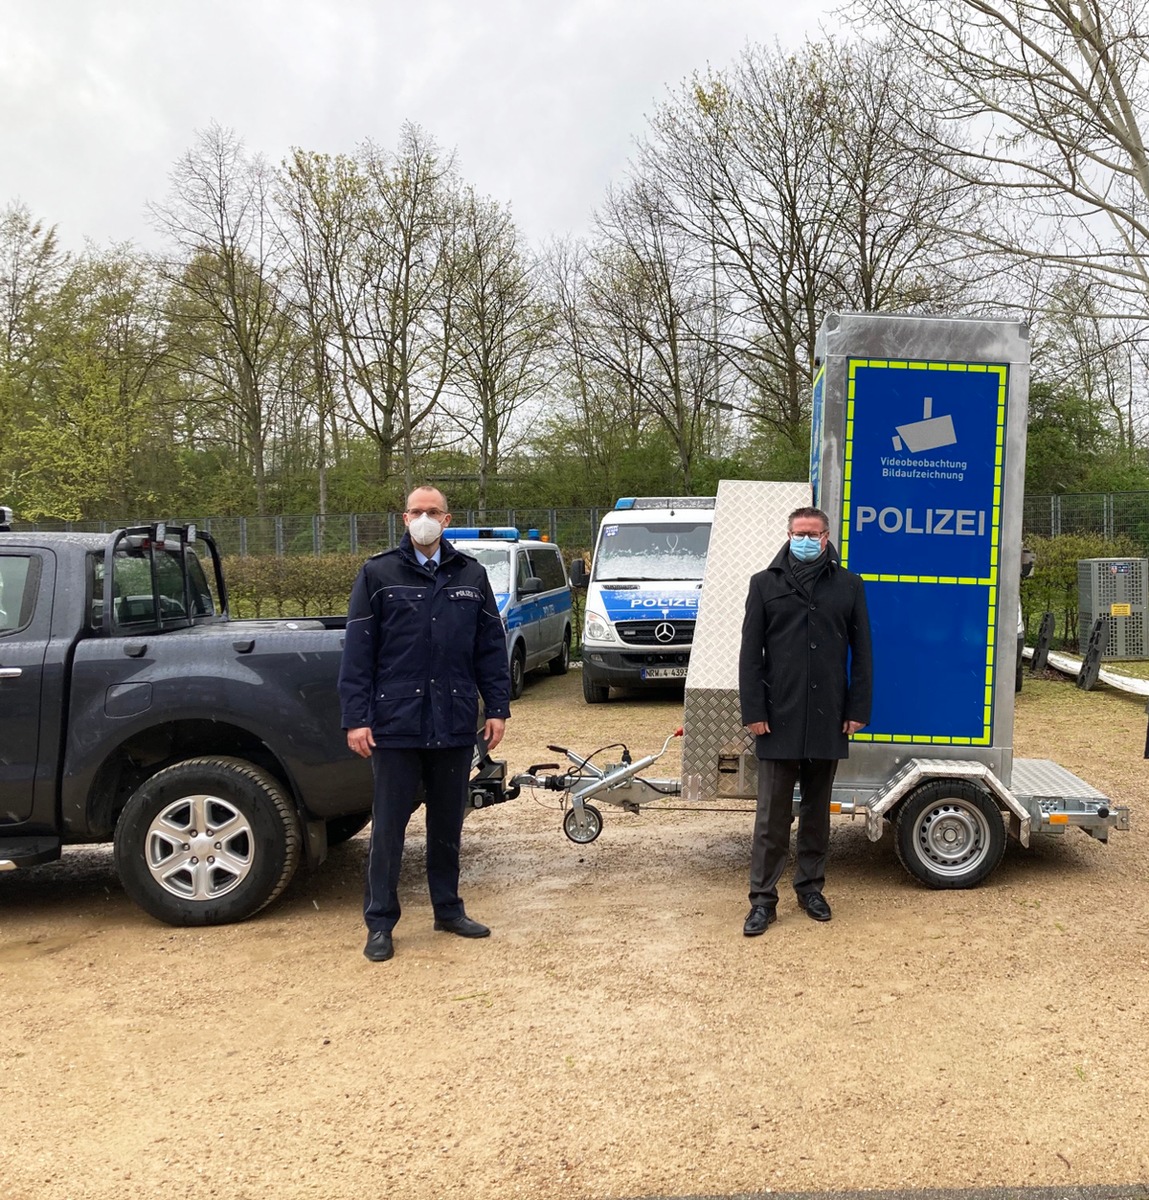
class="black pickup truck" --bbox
[0,523,511,926]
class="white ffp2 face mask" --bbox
[408,512,444,544]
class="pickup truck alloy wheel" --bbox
[115,757,301,925]
[144,792,253,900]
[894,780,1006,889]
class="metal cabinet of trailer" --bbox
[1078,557,1149,659]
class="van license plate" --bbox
[642,666,687,680]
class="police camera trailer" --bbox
[515,314,1128,888]
[449,527,573,702]
[573,497,716,704]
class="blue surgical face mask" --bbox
[789,534,824,562]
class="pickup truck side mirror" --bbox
[519,576,544,597]
[569,558,589,589]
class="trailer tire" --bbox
[563,804,603,844]
[115,756,301,926]
[582,670,609,704]
[894,780,1006,889]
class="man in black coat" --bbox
[339,486,511,962]
[738,506,872,934]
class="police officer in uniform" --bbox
[339,486,511,962]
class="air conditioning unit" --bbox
[1078,558,1149,659]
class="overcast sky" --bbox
[1,0,838,252]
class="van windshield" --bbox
[594,522,712,582]
[471,547,511,593]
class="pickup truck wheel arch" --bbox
[325,811,372,845]
[114,756,302,926]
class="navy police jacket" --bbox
[338,534,511,749]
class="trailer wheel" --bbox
[894,780,1006,889]
[115,756,301,925]
[563,804,603,844]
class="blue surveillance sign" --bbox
[841,359,1008,745]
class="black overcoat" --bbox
[738,541,872,761]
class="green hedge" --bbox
[223,554,364,618]
[222,552,589,655]
[1020,533,1142,648]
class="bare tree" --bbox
[848,0,1149,310]
[281,126,460,498]
[444,190,554,509]
[580,177,717,492]
[638,39,974,455]
[150,125,293,513]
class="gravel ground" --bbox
[1,670,1147,1200]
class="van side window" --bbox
[0,554,39,634]
[516,552,533,591]
[528,547,566,592]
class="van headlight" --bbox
[584,609,617,643]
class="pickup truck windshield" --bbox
[90,547,216,627]
[594,522,712,582]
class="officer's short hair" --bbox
[406,485,450,513]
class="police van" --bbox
[570,497,715,703]
[450,527,573,700]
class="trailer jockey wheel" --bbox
[894,780,1006,889]
[563,804,603,845]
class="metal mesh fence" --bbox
[22,508,606,556]
[24,494,1149,556]
[1021,492,1149,549]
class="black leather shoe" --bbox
[742,905,776,936]
[434,915,490,938]
[364,930,394,961]
[797,892,832,922]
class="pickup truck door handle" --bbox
[0,667,22,679]
[123,642,148,658]
[232,639,254,654]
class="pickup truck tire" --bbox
[510,643,526,700]
[326,812,372,845]
[549,629,571,676]
[114,757,302,926]
[894,780,1006,889]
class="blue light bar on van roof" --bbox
[449,527,519,541]
[614,496,715,510]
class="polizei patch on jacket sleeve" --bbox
[446,586,484,602]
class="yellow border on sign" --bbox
[842,357,1007,748]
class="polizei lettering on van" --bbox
[855,506,986,536]
[627,596,698,609]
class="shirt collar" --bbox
[413,546,441,568]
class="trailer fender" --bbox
[864,758,1030,848]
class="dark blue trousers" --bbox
[364,745,472,932]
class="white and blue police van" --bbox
[450,527,573,699]
[570,497,715,703]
